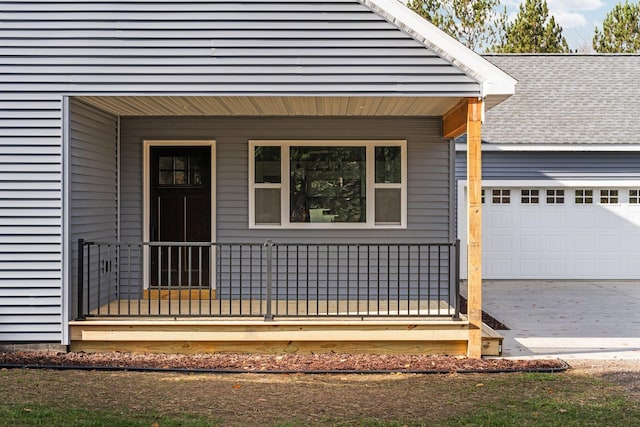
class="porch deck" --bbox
[71,298,502,356]
[87,297,454,317]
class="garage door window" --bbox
[600,189,618,204]
[546,189,564,204]
[521,189,539,204]
[630,190,640,204]
[575,189,593,204]
[492,189,510,204]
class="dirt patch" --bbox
[0,351,563,373]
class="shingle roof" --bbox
[482,54,640,144]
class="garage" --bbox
[458,181,640,279]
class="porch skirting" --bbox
[69,318,502,356]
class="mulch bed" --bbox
[0,351,565,373]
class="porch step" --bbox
[70,319,501,356]
[481,323,503,356]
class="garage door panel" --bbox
[573,235,596,252]
[544,259,567,276]
[520,235,542,252]
[463,185,640,280]
[597,235,622,253]
[544,235,566,253]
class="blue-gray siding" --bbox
[1,1,479,97]
[121,117,451,244]
[69,100,118,318]
[0,0,477,342]
[456,151,640,181]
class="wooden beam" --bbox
[466,97,484,358]
[442,99,468,139]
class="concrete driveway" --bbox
[482,281,640,360]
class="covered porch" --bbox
[66,93,495,357]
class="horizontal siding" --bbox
[0,1,481,97]
[69,99,118,320]
[456,152,640,181]
[0,91,62,342]
[121,116,451,244]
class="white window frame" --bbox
[575,189,594,204]
[249,140,407,229]
[600,189,619,204]
[491,189,510,204]
[630,189,640,204]
[520,189,539,204]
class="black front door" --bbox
[150,146,211,287]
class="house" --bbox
[457,54,640,280]
[0,0,515,357]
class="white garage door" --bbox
[459,183,640,279]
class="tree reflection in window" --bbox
[290,146,366,223]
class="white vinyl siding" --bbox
[0,94,63,342]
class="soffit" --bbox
[77,95,464,117]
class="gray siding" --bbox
[456,151,640,181]
[0,1,479,97]
[121,117,451,244]
[69,100,118,318]
[0,93,62,342]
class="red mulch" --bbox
[0,351,565,373]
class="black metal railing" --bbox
[76,239,460,320]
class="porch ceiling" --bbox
[76,95,468,117]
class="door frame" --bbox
[142,140,216,290]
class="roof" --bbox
[482,54,640,145]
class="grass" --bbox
[0,368,638,426]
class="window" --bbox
[600,189,618,204]
[492,189,510,204]
[481,189,485,204]
[249,141,406,228]
[546,189,564,204]
[575,189,593,204]
[158,155,203,186]
[630,190,640,204]
[521,189,539,204]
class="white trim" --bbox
[249,140,407,229]
[361,0,516,98]
[455,143,640,152]
[61,96,70,346]
[459,179,640,188]
[142,140,216,290]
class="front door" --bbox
[150,145,211,287]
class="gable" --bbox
[1,0,484,111]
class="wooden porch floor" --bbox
[88,298,456,317]
[72,298,502,357]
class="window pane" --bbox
[159,156,173,170]
[375,188,401,223]
[255,188,281,224]
[375,146,401,183]
[290,146,366,223]
[255,146,281,184]
[174,171,186,185]
[159,171,173,185]
[174,157,187,170]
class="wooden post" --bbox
[466,97,483,358]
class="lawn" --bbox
[1,368,638,426]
